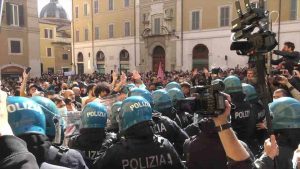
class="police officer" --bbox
[242,83,267,148]
[68,102,117,168]
[167,88,193,128]
[94,96,186,169]
[224,76,257,154]
[31,96,64,144]
[152,89,182,127]
[129,88,189,157]
[107,101,122,133]
[165,81,181,91]
[269,97,300,169]
[7,96,88,169]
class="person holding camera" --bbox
[271,42,300,72]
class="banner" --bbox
[64,71,75,76]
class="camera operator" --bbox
[271,42,300,73]
[184,93,278,169]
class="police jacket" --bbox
[68,128,117,168]
[19,134,88,169]
[175,110,193,128]
[94,134,186,169]
[230,93,256,142]
[0,135,39,169]
[152,112,189,157]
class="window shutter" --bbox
[19,5,24,26]
[6,2,11,25]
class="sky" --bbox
[38,0,72,19]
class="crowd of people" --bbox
[1,41,300,169]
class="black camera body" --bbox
[230,0,277,55]
[177,81,226,117]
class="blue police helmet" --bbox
[119,96,152,132]
[128,88,153,105]
[152,89,172,112]
[165,82,181,91]
[7,96,46,136]
[269,97,300,130]
[167,88,185,106]
[111,101,122,126]
[121,83,136,94]
[31,96,60,137]
[81,102,108,128]
[242,83,258,101]
[224,75,242,94]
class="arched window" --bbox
[120,49,130,61]
[96,51,105,62]
[77,52,83,62]
[192,44,209,69]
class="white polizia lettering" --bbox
[86,111,106,117]
[234,110,250,119]
[129,102,151,111]
[7,102,41,113]
[122,153,173,169]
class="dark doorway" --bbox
[77,63,84,74]
[152,46,165,72]
[192,44,209,70]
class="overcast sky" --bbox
[38,0,72,19]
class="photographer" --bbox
[271,42,300,72]
[276,75,300,101]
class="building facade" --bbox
[0,0,40,78]
[73,0,300,73]
[39,0,72,74]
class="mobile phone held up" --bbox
[25,67,31,74]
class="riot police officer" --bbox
[167,88,193,128]
[242,83,267,148]
[129,88,189,157]
[165,81,182,91]
[152,89,182,127]
[68,102,117,168]
[94,96,186,169]
[107,101,122,133]
[224,76,257,154]
[7,96,88,169]
[269,97,300,169]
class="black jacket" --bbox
[68,129,117,168]
[0,135,39,169]
[94,135,186,169]
[152,112,189,157]
[271,50,300,65]
[19,134,88,169]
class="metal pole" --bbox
[71,0,76,74]
[181,0,183,68]
[91,0,95,72]
[277,0,281,50]
[134,0,137,67]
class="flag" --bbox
[0,0,3,26]
[157,62,165,80]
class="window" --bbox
[44,29,53,39]
[220,6,230,27]
[124,22,130,36]
[120,50,130,61]
[6,3,24,26]
[124,0,129,7]
[63,54,68,60]
[290,0,298,20]
[95,27,100,40]
[84,4,88,16]
[154,18,161,35]
[75,6,79,18]
[109,24,114,38]
[47,48,52,57]
[85,28,89,41]
[10,4,19,26]
[96,51,105,61]
[191,11,200,30]
[76,30,80,42]
[9,39,22,54]
[109,0,114,10]
[94,0,99,13]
